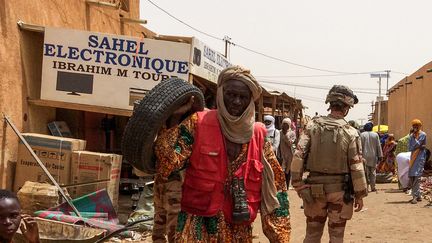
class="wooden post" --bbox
[272,95,276,117]
[281,101,285,118]
[258,95,264,122]
[85,2,91,31]
[188,73,194,83]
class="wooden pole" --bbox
[272,96,276,117]
[258,95,264,122]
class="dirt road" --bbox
[253,183,431,243]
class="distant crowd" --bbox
[351,119,430,204]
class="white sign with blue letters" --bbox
[41,27,191,110]
[189,37,231,84]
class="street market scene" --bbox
[0,0,431,242]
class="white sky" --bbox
[139,0,432,124]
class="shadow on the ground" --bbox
[383,189,403,194]
[384,201,410,205]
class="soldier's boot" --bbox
[303,221,325,243]
[328,220,347,243]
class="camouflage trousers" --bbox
[303,191,353,243]
[152,178,182,243]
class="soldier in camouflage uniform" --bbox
[291,85,368,243]
[152,172,183,243]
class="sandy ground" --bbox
[117,183,431,242]
[253,183,431,243]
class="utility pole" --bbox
[223,36,232,59]
[385,70,391,94]
[371,73,389,132]
[378,75,382,132]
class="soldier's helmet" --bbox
[325,85,358,108]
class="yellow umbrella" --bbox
[372,125,388,133]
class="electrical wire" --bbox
[391,70,409,75]
[260,83,373,105]
[231,42,382,75]
[259,78,379,91]
[145,0,397,75]
[275,90,371,105]
[255,70,407,78]
[146,0,223,41]
[144,1,385,106]
[258,80,379,95]
[256,73,371,78]
[298,97,371,105]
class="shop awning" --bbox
[28,99,133,117]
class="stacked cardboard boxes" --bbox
[70,151,122,206]
[14,133,86,192]
[14,133,122,207]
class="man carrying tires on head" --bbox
[154,66,290,242]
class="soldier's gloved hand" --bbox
[354,197,364,212]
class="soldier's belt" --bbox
[307,175,345,184]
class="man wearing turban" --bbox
[360,122,383,192]
[279,118,297,187]
[408,119,427,204]
[264,115,280,155]
[154,66,290,242]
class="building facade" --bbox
[0,0,303,190]
[388,61,432,145]
[0,0,153,189]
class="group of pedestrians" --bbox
[359,119,427,204]
[264,115,297,188]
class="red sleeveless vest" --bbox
[181,110,266,224]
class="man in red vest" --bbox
[154,66,290,242]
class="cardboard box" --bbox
[70,151,122,206]
[14,133,86,192]
[17,181,59,215]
